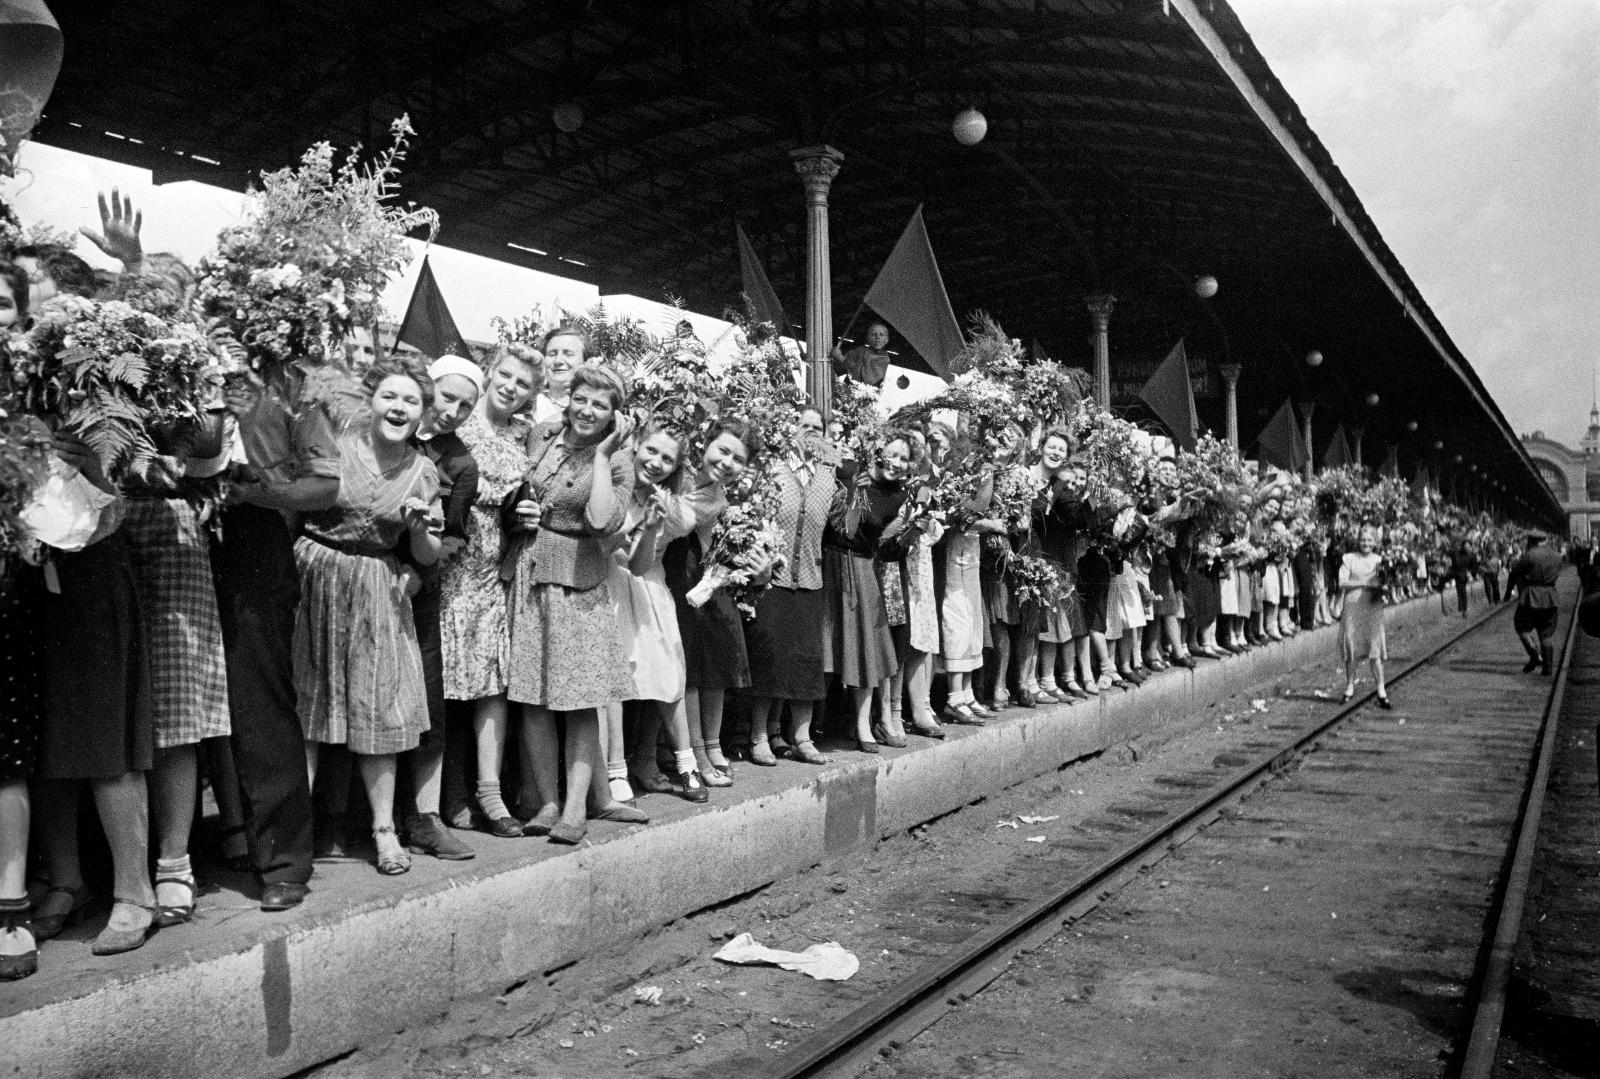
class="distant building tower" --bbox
[1522,399,1600,539]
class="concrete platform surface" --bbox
[0,590,1471,1079]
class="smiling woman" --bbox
[292,355,445,877]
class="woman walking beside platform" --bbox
[1337,526,1390,708]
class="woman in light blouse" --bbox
[1338,525,1390,708]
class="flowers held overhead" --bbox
[195,116,439,381]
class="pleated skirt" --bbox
[293,538,428,754]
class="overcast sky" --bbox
[1228,0,1600,446]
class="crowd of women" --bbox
[0,142,1526,983]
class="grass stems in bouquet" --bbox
[196,116,438,383]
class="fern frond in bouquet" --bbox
[18,296,224,481]
[196,116,438,382]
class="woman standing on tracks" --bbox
[1338,525,1391,708]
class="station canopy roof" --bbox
[33,0,1560,524]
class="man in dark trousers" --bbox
[1507,531,1563,675]
[215,367,340,909]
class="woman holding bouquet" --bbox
[294,357,444,876]
[442,345,538,837]
[1025,428,1092,704]
[664,418,764,788]
[744,408,839,765]
[504,364,637,843]
[1338,525,1390,707]
[611,424,702,798]
[823,428,920,751]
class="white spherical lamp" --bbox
[1433,440,1445,451]
[1406,420,1419,432]
[952,107,988,146]
[1304,349,1323,368]
[1193,274,1219,299]
[1365,392,1380,407]
[552,101,585,133]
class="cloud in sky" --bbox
[1229,0,1600,444]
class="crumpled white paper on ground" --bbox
[713,933,859,981]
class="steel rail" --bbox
[757,596,1545,1079]
[1455,596,1581,1079]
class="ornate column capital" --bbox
[1084,293,1116,326]
[790,145,845,205]
[1218,363,1242,386]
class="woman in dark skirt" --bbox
[29,435,158,957]
[744,408,837,765]
[1183,531,1225,658]
[822,428,920,752]
[0,561,44,979]
[665,418,765,786]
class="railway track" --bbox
[753,595,1579,1079]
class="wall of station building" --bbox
[1522,426,1600,540]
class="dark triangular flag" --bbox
[1139,339,1199,450]
[862,205,963,380]
[735,222,788,334]
[1254,397,1305,473]
[1321,424,1352,469]
[1379,445,1399,479]
[397,257,470,359]
[1410,464,1430,498]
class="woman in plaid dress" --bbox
[119,416,231,928]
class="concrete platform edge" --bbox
[1,590,1469,1079]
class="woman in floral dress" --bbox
[441,346,537,836]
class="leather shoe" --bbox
[260,882,309,911]
[1013,688,1038,709]
[593,802,650,824]
[909,721,946,740]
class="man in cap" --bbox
[1506,530,1563,674]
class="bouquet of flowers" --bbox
[715,319,806,460]
[1071,407,1150,515]
[1007,551,1070,613]
[686,474,789,618]
[990,463,1044,532]
[831,374,884,466]
[196,116,438,382]
[1174,433,1250,535]
[16,295,223,480]
[1377,539,1418,603]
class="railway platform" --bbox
[0,584,1501,1079]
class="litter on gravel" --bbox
[633,985,664,1006]
[713,933,859,981]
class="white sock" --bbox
[673,749,697,776]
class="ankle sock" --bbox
[674,749,697,776]
[475,782,512,822]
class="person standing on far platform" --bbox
[829,321,893,388]
[1507,531,1563,675]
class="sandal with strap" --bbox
[154,876,197,928]
[791,740,832,765]
[372,826,412,876]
